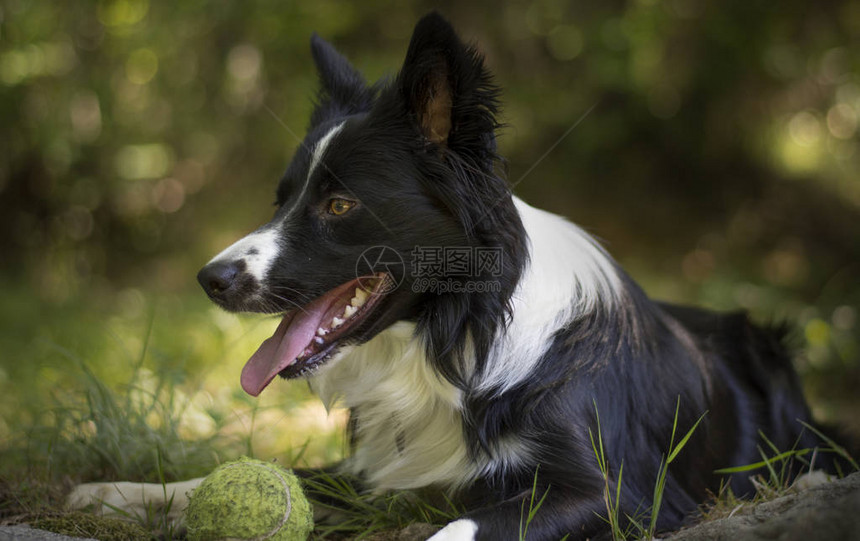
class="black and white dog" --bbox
[72,13,840,541]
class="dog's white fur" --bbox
[312,321,474,491]
[477,197,622,394]
[427,519,478,541]
[67,478,202,523]
[206,227,280,285]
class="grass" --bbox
[30,512,152,541]
[589,402,630,540]
[701,424,859,523]
[2,357,856,541]
[1,286,858,540]
[0,360,457,539]
[0,292,347,538]
[588,398,859,541]
[300,471,461,539]
[589,398,706,541]
[644,400,707,538]
[0,346,240,538]
[0,293,459,539]
[518,467,564,541]
[3,339,239,482]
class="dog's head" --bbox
[197,13,526,396]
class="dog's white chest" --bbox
[309,322,480,491]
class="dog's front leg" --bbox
[66,478,204,525]
[429,486,608,541]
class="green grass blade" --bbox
[667,410,708,464]
[798,421,860,472]
[714,449,810,474]
[519,466,550,541]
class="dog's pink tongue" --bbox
[240,306,327,397]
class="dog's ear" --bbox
[397,13,499,150]
[310,34,373,125]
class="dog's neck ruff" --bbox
[310,322,478,491]
[309,197,625,492]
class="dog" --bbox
[70,13,843,541]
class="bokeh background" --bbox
[1,0,858,484]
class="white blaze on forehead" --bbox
[206,227,280,283]
[281,120,346,225]
[307,122,346,180]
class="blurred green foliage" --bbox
[0,0,858,473]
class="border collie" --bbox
[72,13,842,541]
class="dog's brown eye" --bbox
[329,198,355,215]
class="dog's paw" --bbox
[427,519,478,541]
[67,481,149,516]
[66,478,203,522]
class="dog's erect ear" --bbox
[310,34,373,124]
[397,13,499,150]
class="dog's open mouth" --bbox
[241,273,391,396]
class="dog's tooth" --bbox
[354,288,368,305]
[316,327,327,336]
[332,316,344,328]
[343,305,357,319]
[314,336,325,344]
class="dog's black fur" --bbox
[197,13,845,541]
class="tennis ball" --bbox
[185,457,314,541]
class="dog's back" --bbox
[663,305,842,491]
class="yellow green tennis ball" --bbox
[186,457,313,541]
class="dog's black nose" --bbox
[197,261,240,298]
